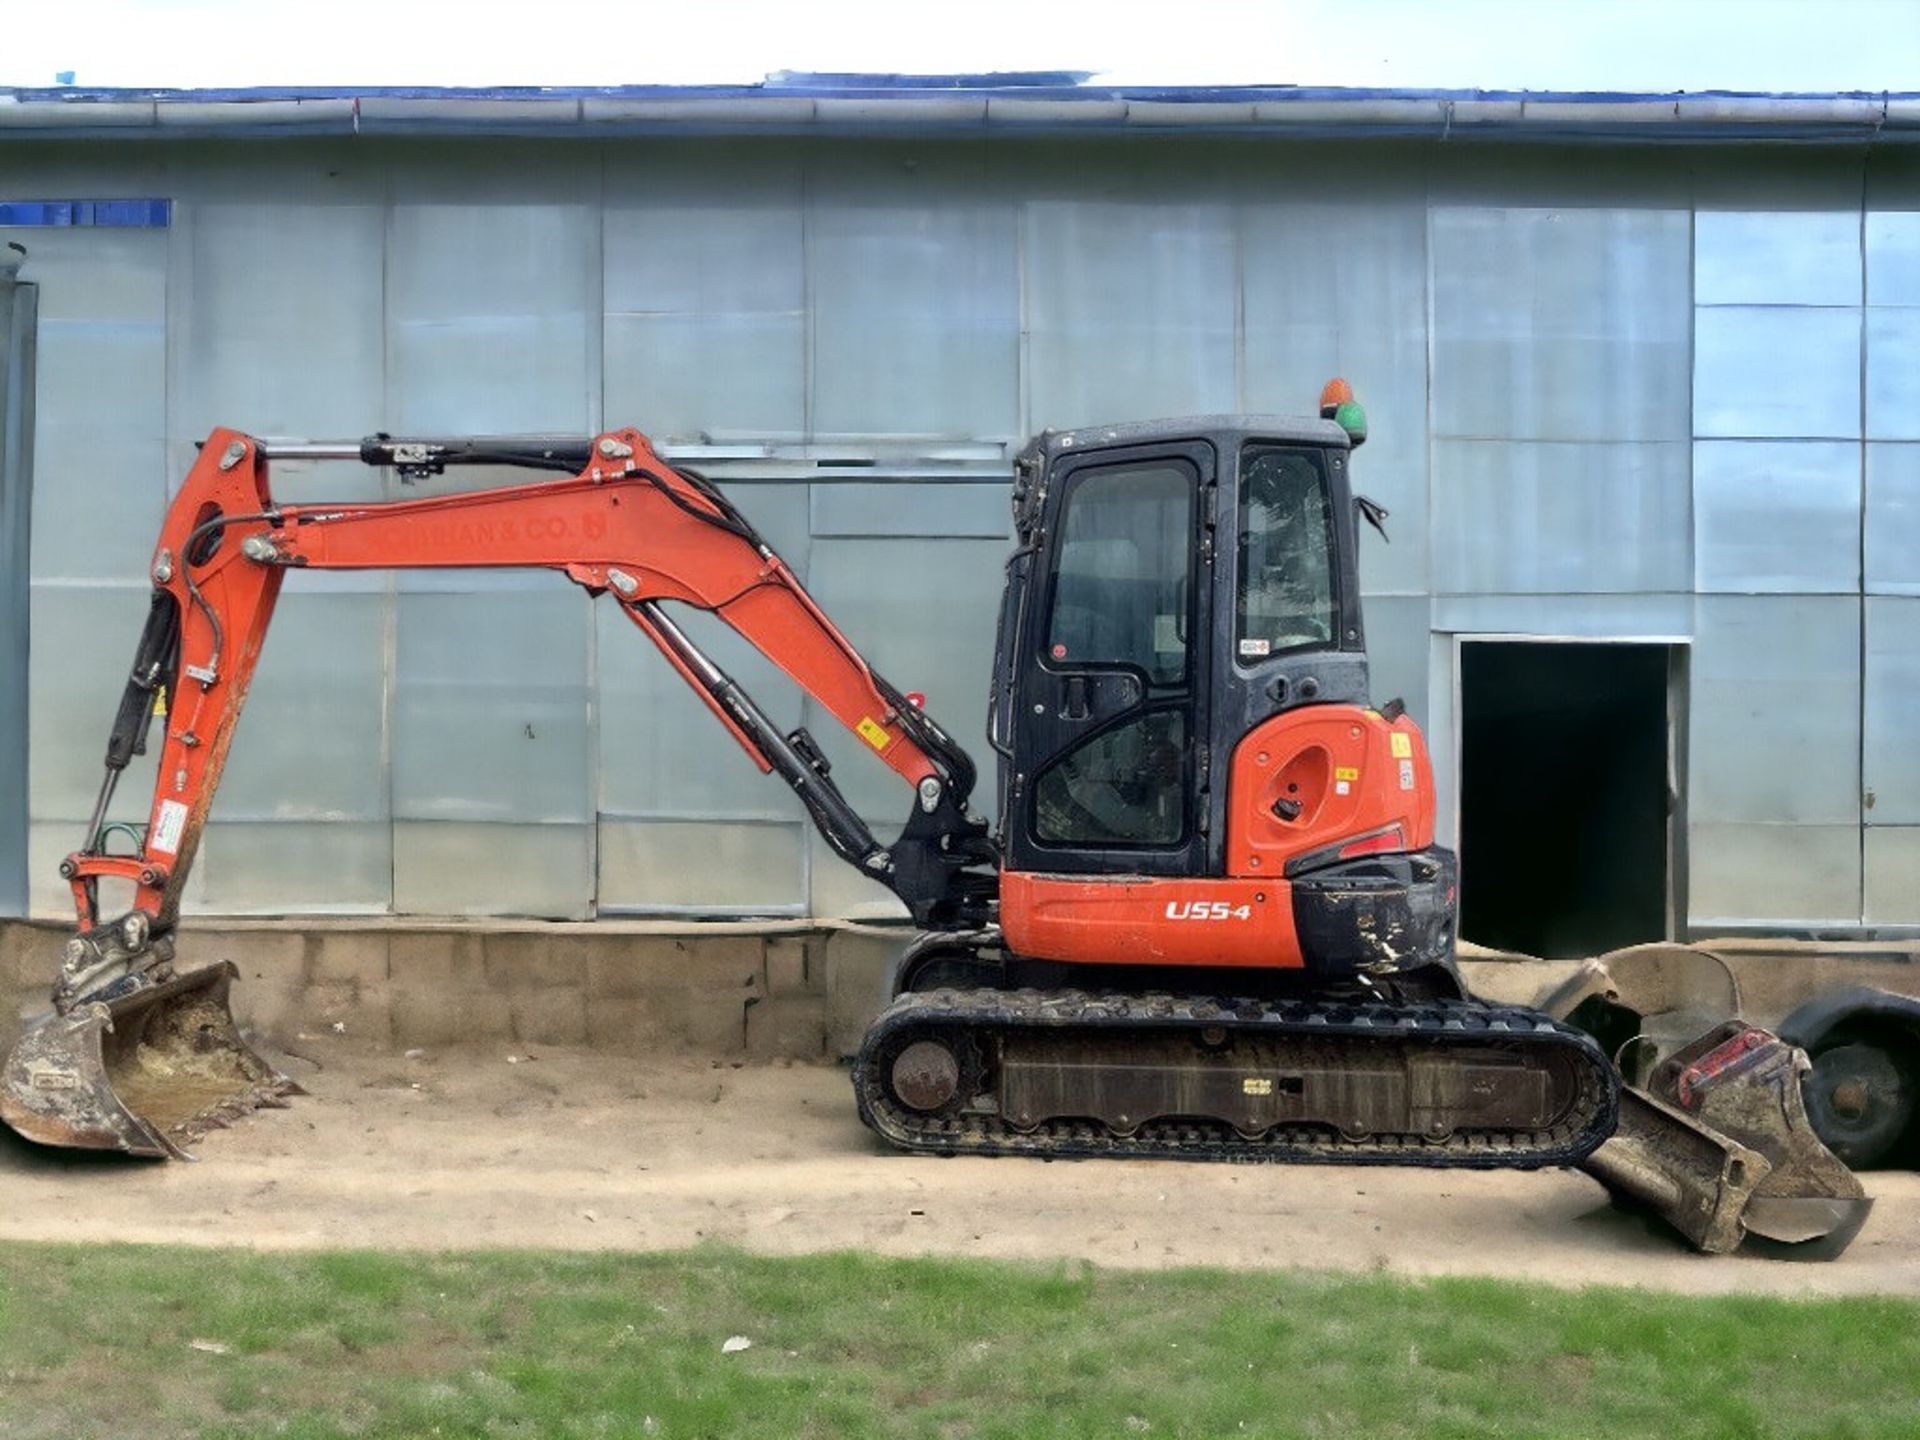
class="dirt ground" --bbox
[3,1042,1916,1297]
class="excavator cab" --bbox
[978,403,1456,993]
[995,414,1371,873]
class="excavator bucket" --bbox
[1580,1022,1871,1255]
[0,962,299,1159]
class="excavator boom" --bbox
[3,426,993,1155]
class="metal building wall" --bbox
[0,135,1913,931]
[1863,156,1920,927]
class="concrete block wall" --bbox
[8,918,1918,1073]
[0,917,907,1062]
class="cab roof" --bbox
[1014,414,1350,470]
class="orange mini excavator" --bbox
[1,384,1620,1167]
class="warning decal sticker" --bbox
[1389,732,1413,759]
[855,717,891,752]
[151,799,189,856]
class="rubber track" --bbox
[852,988,1620,1170]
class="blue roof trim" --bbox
[0,199,170,227]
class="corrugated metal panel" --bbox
[392,820,594,918]
[214,586,389,823]
[605,311,805,444]
[392,586,592,824]
[392,584,593,918]
[1693,306,1862,439]
[1022,199,1238,430]
[33,316,164,440]
[171,198,386,444]
[602,146,806,441]
[1865,596,1920,825]
[26,582,155,824]
[1865,827,1920,924]
[1866,442,1920,595]
[24,229,168,583]
[1867,306,1920,440]
[599,818,805,913]
[1432,440,1690,594]
[388,187,596,436]
[181,820,392,916]
[1242,197,1430,596]
[1695,211,1861,306]
[1867,210,1920,306]
[29,436,166,583]
[1689,594,1860,826]
[808,150,1019,439]
[1430,206,1690,444]
[1689,822,1861,926]
[1693,441,1860,593]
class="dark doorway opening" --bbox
[1459,641,1677,959]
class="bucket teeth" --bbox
[0,961,300,1159]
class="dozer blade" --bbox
[1580,1022,1871,1256]
[0,962,300,1159]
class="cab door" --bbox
[1005,442,1213,878]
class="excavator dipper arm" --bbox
[60,426,995,1007]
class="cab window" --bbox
[1045,461,1193,685]
[1236,445,1336,659]
[1033,708,1187,846]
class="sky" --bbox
[5,0,1920,93]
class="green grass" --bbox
[0,1243,1915,1439]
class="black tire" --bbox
[1803,1040,1917,1169]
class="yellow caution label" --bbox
[152,685,168,719]
[1389,732,1413,759]
[855,717,891,752]
[1334,765,1360,782]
